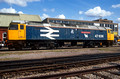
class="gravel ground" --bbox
[84,74,103,79]
[0,46,120,61]
[98,71,120,79]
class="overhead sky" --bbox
[0,0,119,21]
[0,0,120,24]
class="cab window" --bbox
[9,24,18,30]
[20,25,24,29]
[108,30,110,33]
[110,30,113,34]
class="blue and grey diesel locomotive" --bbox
[7,21,114,50]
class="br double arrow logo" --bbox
[40,27,59,40]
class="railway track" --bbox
[21,65,120,79]
[1,53,120,79]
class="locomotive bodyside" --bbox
[7,22,114,50]
[26,25,107,41]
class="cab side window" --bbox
[110,30,113,34]
[108,30,110,33]
[20,25,24,30]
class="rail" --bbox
[20,65,120,79]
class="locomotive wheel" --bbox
[88,41,95,48]
[106,45,109,47]
[106,41,110,47]
[58,42,64,47]
[88,45,95,48]
[110,41,113,47]
[91,45,95,48]
[8,45,14,50]
[31,47,38,50]
[15,47,22,50]
[8,47,12,50]
[83,46,88,48]
[47,43,55,49]
[31,43,39,50]
[71,42,77,46]
[15,45,22,50]
[98,45,103,48]
[106,43,110,47]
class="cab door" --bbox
[18,24,26,40]
[107,29,111,40]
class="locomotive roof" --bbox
[28,22,112,30]
[11,21,112,30]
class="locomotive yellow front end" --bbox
[107,29,114,41]
[8,23,26,40]
[7,22,26,50]
[106,29,114,47]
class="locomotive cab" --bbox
[8,23,26,40]
[107,29,114,41]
